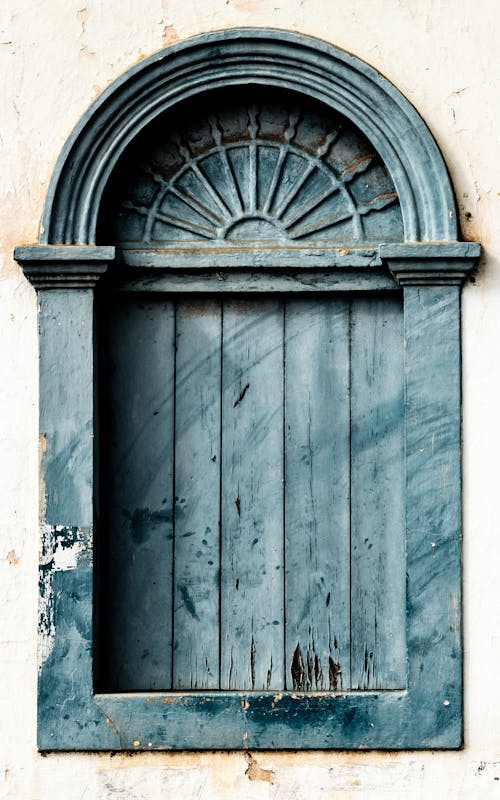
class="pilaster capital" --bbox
[380,242,481,286]
[14,245,115,289]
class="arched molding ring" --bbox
[40,28,457,245]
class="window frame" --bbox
[14,29,480,750]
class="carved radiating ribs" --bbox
[117,100,400,244]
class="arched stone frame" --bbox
[14,29,480,750]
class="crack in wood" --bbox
[233,382,250,407]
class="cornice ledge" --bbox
[380,242,481,286]
[14,245,115,289]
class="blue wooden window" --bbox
[14,30,479,750]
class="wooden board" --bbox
[284,299,351,691]
[349,296,406,689]
[173,300,221,689]
[220,299,285,690]
[99,296,175,690]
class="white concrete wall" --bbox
[1,1,499,797]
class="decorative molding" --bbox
[118,246,383,269]
[16,28,480,751]
[111,95,401,247]
[38,29,458,245]
[14,245,115,289]
[381,242,481,285]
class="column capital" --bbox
[14,245,115,289]
[380,242,481,286]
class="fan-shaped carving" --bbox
[104,89,403,246]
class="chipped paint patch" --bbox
[38,524,92,669]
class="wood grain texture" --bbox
[37,290,118,749]
[28,27,474,750]
[284,299,351,691]
[173,301,221,689]
[403,286,462,745]
[221,299,285,690]
[350,296,406,690]
[119,270,397,295]
[39,291,95,527]
[99,297,175,690]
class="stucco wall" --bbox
[1,1,499,797]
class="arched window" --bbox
[15,29,479,750]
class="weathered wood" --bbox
[112,92,402,248]
[39,291,95,527]
[221,299,285,690]
[173,300,221,689]
[119,246,383,269]
[403,285,462,745]
[350,296,406,690]
[119,270,397,294]
[99,296,175,690]
[37,289,117,750]
[284,299,351,691]
[91,688,405,750]
[21,26,480,748]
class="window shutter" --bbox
[14,30,480,750]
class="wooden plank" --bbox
[94,689,408,751]
[119,247,383,269]
[403,285,462,745]
[284,299,351,691]
[37,289,118,749]
[39,290,95,527]
[99,296,175,691]
[173,300,221,689]
[349,296,406,689]
[220,299,285,690]
[119,270,397,295]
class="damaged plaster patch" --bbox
[38,524,92,669]
[7,549,19,565]
[474,761,500,781]
[271,762,424,794]
[244,752,275,783]
[162,24,179,45]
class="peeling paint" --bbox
[1,0,500,796]
[38,524,92,669]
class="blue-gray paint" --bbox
[38,30,457,244]
[108,87,402,248]
[97,296,175,691]
[221,300,285,690]
[118,246,384,268]
[350,296,406,689]
[118,269,398,294]
[173,301,222,689]
[13,28,481,750]
[284,299,351,691]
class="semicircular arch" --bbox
[40,29,457,245]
